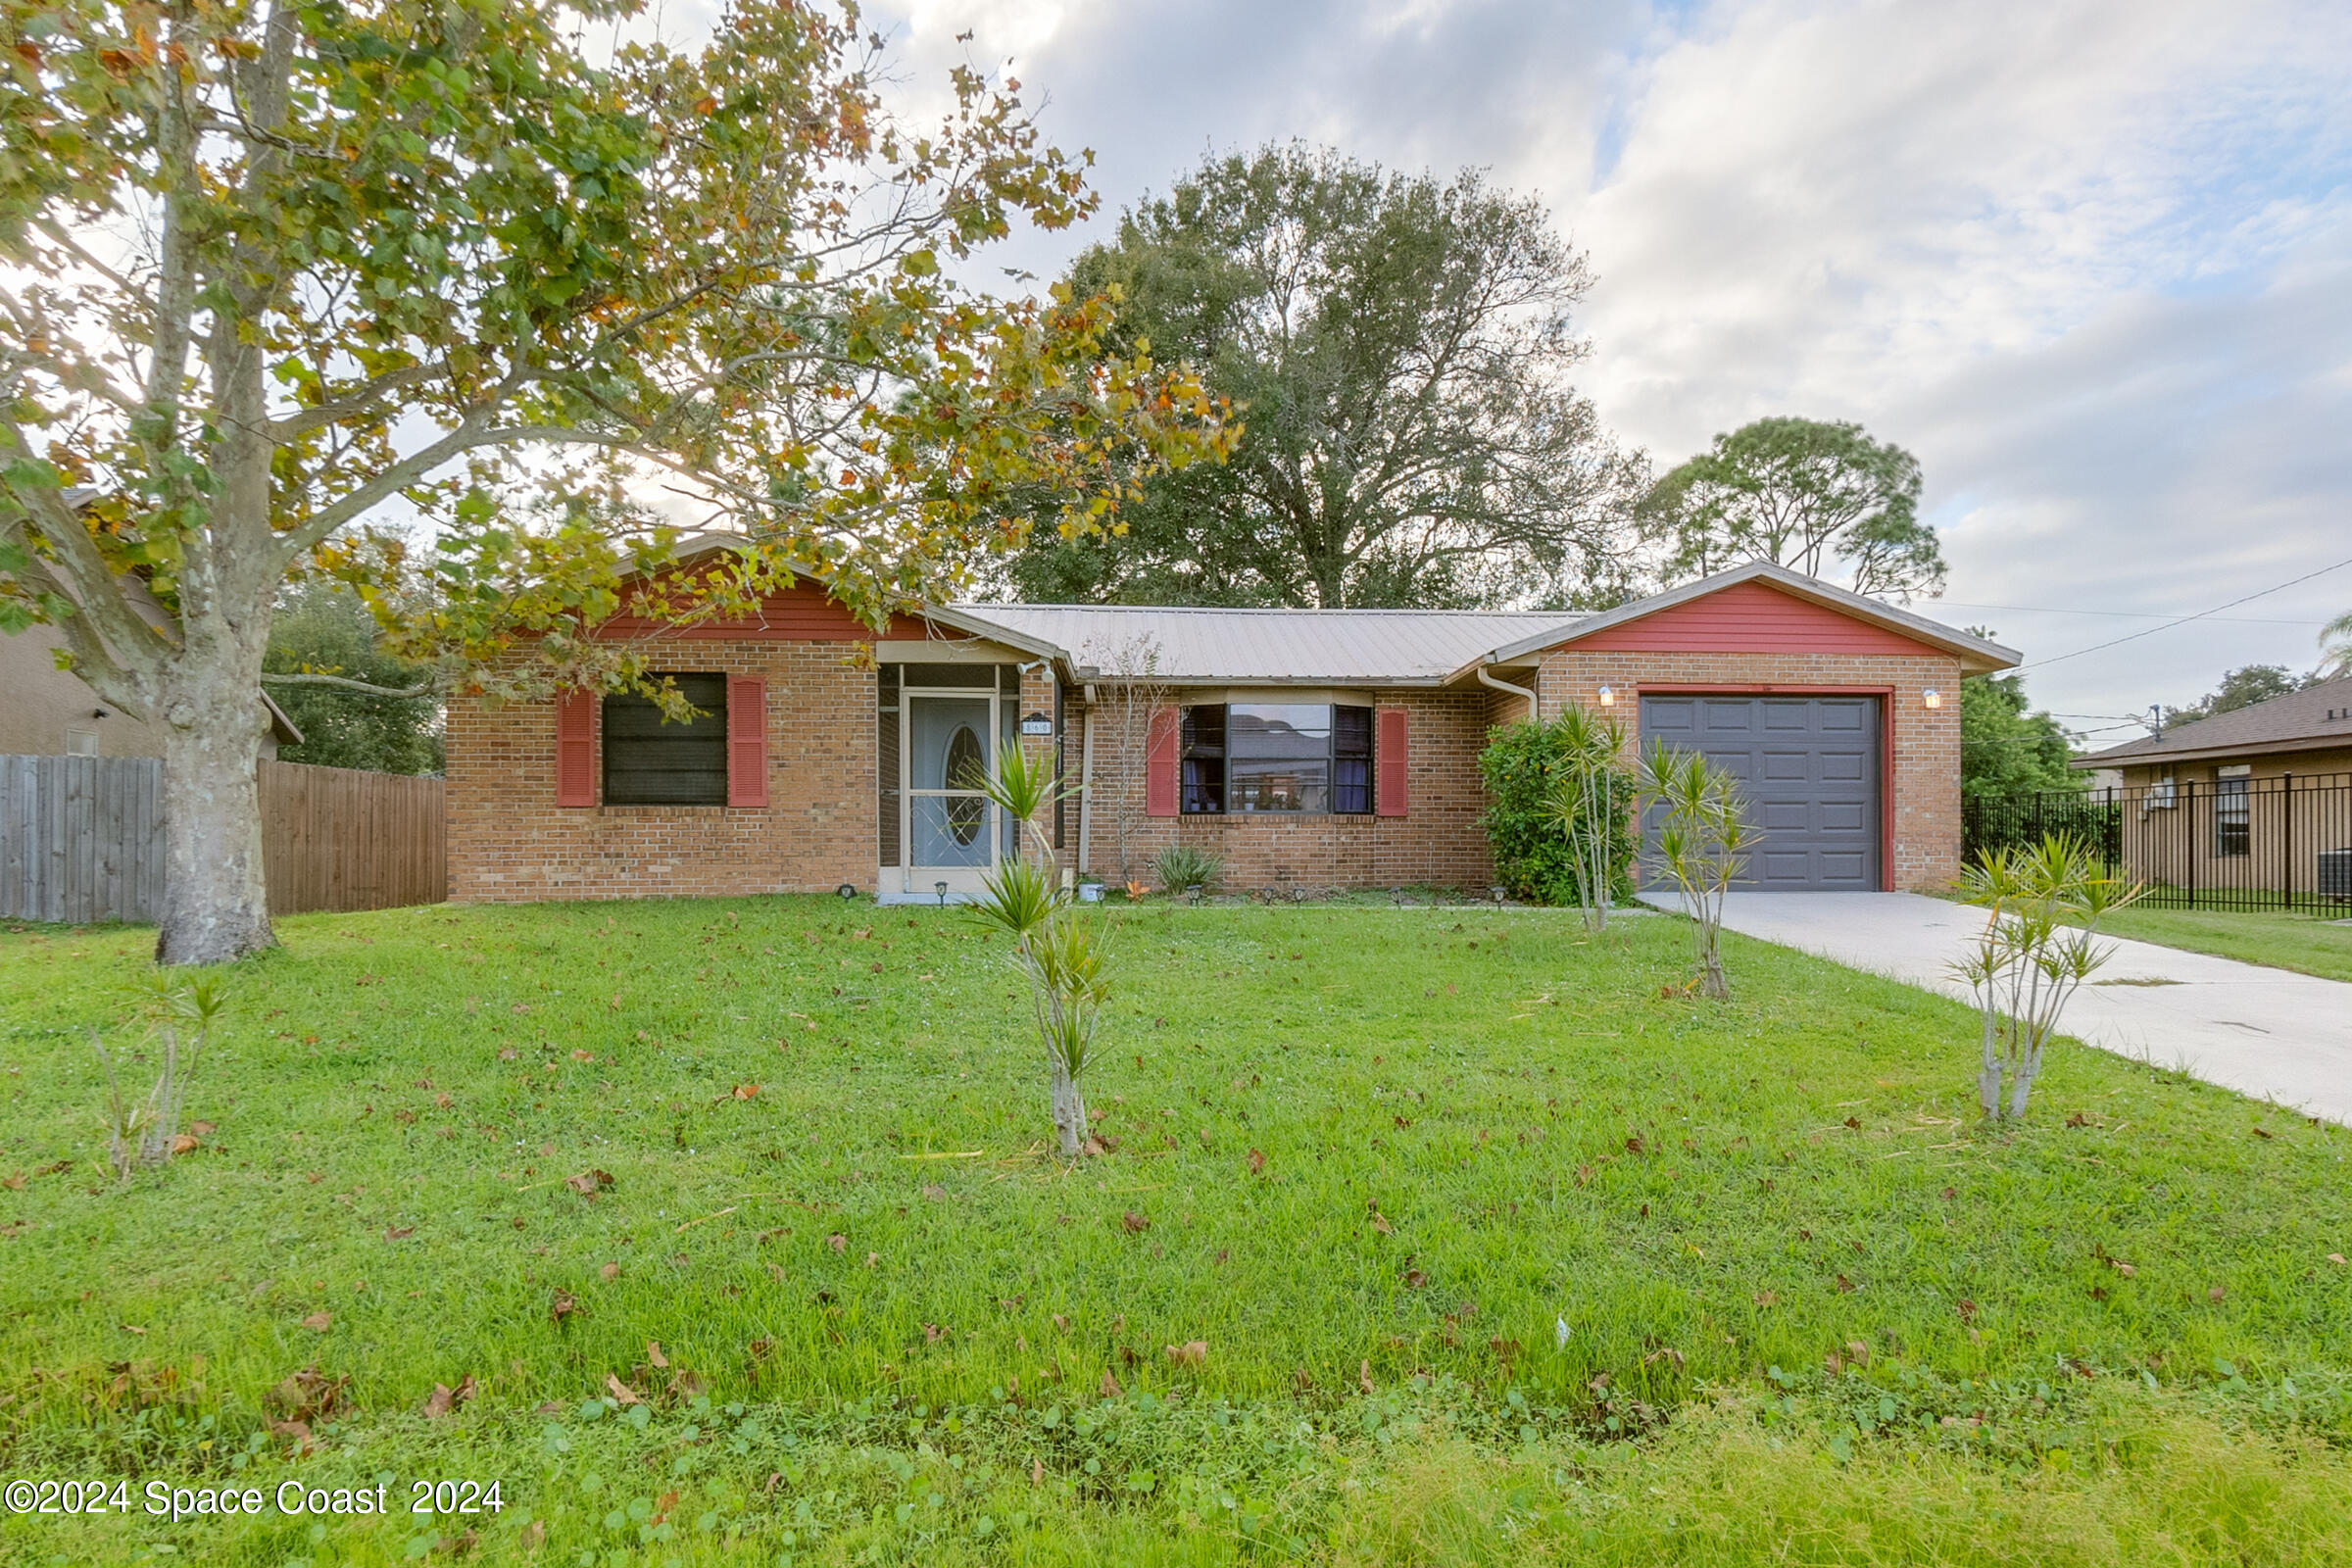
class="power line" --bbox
[1934,600,2328,626]
[2009,554,2352,673]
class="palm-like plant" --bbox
[1949,834,2140,1121]
[1541,704,1629,932]
[91,972,229,1179]
[2321,609,2352,678]
[1638,741,1755,1000]
[967,747,1112,1158]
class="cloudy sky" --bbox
[828,0,2352,732]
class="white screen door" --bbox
[906,694,997,894]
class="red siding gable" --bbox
[593,576,928,642]
[1563,580,1941,657]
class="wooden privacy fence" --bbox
[0,755,444,924]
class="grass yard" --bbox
[2,899,2349,1565]
[2092,906,2352,984]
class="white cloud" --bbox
[839,0,2352,711]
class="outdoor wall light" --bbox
[1923,690,1943,710]
[1596,685,1616,706]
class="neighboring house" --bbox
[0,607,301,760]
[444,549,2015,904]
[2069,676,2352,900]
[2071,676,2352,785]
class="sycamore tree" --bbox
[0,0,1225,963]
[1638,416,1944,601]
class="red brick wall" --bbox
[1071,687,1499,893]
[1534,648,1964,892]
[447,642,878,903]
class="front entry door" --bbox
[906,695,997,894]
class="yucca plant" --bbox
[1949,834,2141,1121]
[1542,705,1630,932]
[1152,842,1224,898]
[1639,741,1755,1000]
[91,971,229,1180]
[969,751,1116,1158]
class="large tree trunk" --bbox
[154,631,275,964]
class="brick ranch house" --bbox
[444,550,2018,904]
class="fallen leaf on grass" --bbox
[170,1134,200,1155]
[190,1120,216,1136]
[1836,1274,1855,1293]
[1358,1360,1374,1395]
[606,1373,642,1406]
[1957,1298,1978,1323]
[2209,1285,2227,1301]
[1165,1341,1207,1367]
[1753,1291,1778,1307]
[1099,1369,1122,1397]
[1402,1269,1428,1289]
[565,1169,614,1197]
[300,1311,331,1332]
[731,1083,760,1101]
[549,1291,577,1325]
[1121,1210,1151,1234]
[827,1234,847,1253]
[2328,1253,2347,1267]
[120,1323,145,1335]
[2252,1125,2273,1139]
[383,1226,414,1241]
[646,1340,668,1368]
[1246,1149,1266,1175]
[1844,1340,1871,1366]
[570,1049,594,1063]
[421,1375,477,1419]
[921,1184,947,1201]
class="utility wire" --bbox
[2009,554,2352,672]
[1935,601,2327,626]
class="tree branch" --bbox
[260,670,438,699]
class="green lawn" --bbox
[2093,906,2352,984]
[2,900,2348,1565]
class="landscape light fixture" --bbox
[933,880,950,907]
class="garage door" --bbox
[1639,695,1882,891]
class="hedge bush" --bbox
[1478,712,1639,906]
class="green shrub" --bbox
[1152,842,1225,895]
[1479,710,1638,906]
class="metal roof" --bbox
[947,603,1586,685]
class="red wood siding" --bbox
[593,577,929,642]
[1565,580,1942,657]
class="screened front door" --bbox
[906,695,997,893]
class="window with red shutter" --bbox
[1145,708,1180,817]
[1375,707,1408,816]
[555,690,596,808]
[727,676,768,808]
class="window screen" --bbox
[1333,706,1373,813]
[1182,705,1226,814]
[603,673,729,806]
[2215,771,2250,858]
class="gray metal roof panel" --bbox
[947,604,1585,684]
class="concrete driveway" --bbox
[1640,890,2352,1126]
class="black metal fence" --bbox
[1961,771,2352,911]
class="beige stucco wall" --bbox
[0,622,163,759]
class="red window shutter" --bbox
[1145,707,1180,817]
[1376,707,1409,816]
[555,690,596,808]
[727,676,768,808]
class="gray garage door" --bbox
[1639,694,1882,891]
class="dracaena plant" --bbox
[91,971,228,1180]
[1541,704,1630,932]
[1639,741,1756,1000]
[968,742,1110,1157]
[1949,834,2141,1121]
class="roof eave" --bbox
[2072,731,2352,769]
